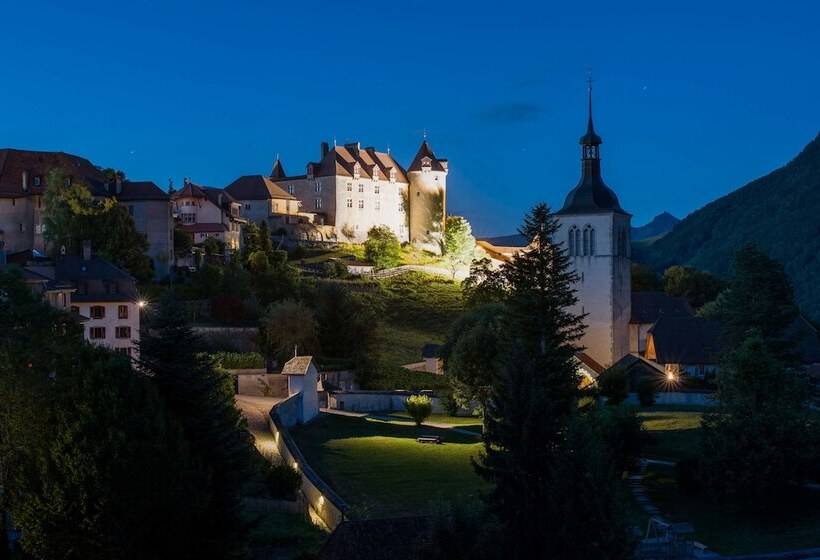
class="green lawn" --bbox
[384,411,483,428]
[290,412,487,518]
[643,464,820,555]
[639,409,703,462]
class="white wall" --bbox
[72,301,140,356]
[407,169,446,252]
[556,211,631,367]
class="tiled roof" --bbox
[171,181,208,200]
[281,355,314,375]
[648,316,724,365]
[115,181,170,201]
[274,142,409,183]
[630,292,694,325]
[0,148,107,198]
[225,175,296,201]
[407,140,448,173]
[53,256,138,303]
[575,351,605,375]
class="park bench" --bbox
[417,435,442,444]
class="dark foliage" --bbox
[636,133,820,319]
[597,367,629,405]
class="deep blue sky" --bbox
[2,1,818,236]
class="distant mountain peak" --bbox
[631,212,680,242]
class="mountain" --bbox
[631,212,680,242]
[635,133,820,319]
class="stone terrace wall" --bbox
[268,398,349,530]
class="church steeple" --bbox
[556,81,626,216]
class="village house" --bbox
[2,242,141,356]
[223,173,302,233]
[0,148,173,278]
[171,179,244,256]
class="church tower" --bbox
[556,84,631,367]
[407,140,448,253]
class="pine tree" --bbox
[475,204,632,559]
[138,293,254,558]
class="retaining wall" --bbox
[267,398,349,530]
[327,390,449,413]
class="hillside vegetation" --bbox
[635,133,820,319]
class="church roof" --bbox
[556,86,627,216]
[648,316,724,365]
[630,292,694,325]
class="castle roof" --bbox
[408,140,448,173]
[225,175,296,201]
[271,142,410,184]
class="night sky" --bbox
[2,0,818,236]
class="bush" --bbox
[637,377,657,407]
[405,394,433,426]
[320,260,349,279]
[595,404,643,473]
[364,226,402,269]
[597,367,628,405]
[442,393,460,417]
[265,460,302,500]
[213,352,265,369]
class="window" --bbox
[374,184,380,194]
[574,229,581,256]
[375,200,380,211]
[90,306,105,319]
[18,223,24,233]
[115,326,131,339]
[288,185,295,195]
[59,293,66,307]
[314,198,322,210]
[272,201,279,212]
[346,182,352,192]
[118,305,128,319]
[589,228,596,255]
[353,163,361,179]
[33,176,41,186]
[345,198,353,208]
[115,347,132,356]
[89,327,106,339]
[181,213,195,225]
[245,203,251,210]
[314,181,321,193]
[582,228,589,256]
[568,227,575,255]
[64,176,72,187]
[358,200,364,209]
[358,184,364,193]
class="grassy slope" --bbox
[244,509,327,558]
[639,409,703,462]
[290,413,486,518]
[365,272,464,391]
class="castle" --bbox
[258,140,448,250]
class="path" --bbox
[236,395,282,456]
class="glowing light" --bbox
[666,371,676,382]
[317,496,325,508]
[137,299,148,309]
[292,461,299,471]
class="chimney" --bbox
[321,142,329,158]
[82,240,92,261]
[22,171,28,192]
[115,175,122,195]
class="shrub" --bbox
[364,226,401,269]
[597,367,628,405]
[442,393,460,417]
[213,352,265,369]
[265,460,302,500]
[321,260,349,279]
[637,377,657,407]
[405,394,433,426]
[595,404,643,473]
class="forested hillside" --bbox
[635,133,820,319]
[631,211,679,241]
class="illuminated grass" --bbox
[639,410,703,461]
[290,413,487,518]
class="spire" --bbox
[580,76,602,148]
[270,156,286,179]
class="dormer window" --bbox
[372,167,380,181]
[307,164,314,178]
[421,156,432,172]
[288,184,295,195]
[353,162,361,179]
[33,176,41,187]
[389,168,397,182]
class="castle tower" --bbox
[407,140,448,253]
[556,84,631,367]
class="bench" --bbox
[417,435,442,444]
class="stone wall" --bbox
[234,371,289,397]
[327,390,448,414]
[267,400,349,530]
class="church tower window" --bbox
[582,228,589,256]
[568,227,575,256]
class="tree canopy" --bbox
[364,225,401,269]
[442,215,475,278]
